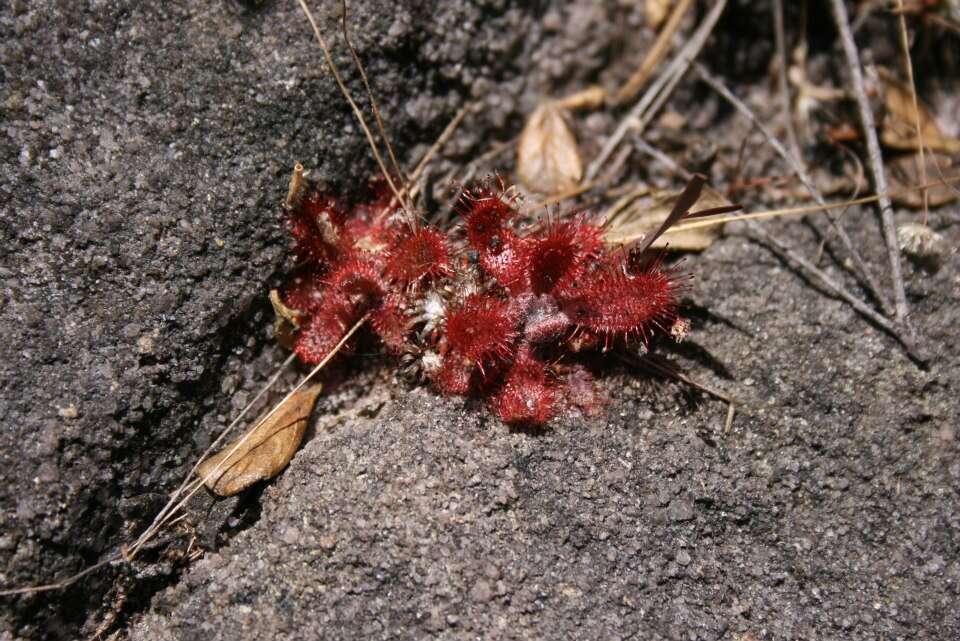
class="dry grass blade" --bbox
[661,174,960,235]
[0,314,371,596]
[615,0,694,105]
[339,0,406,186]
[893,0,929,222]
[198,384,324,496]
[295,0,412,222]
[632,174,704,254]
[402,105,470,204]
[772,0,801,161]
[603,184,730,251]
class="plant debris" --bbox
[602,184,730,251]
[197,384,324,496]
[517,102,584,195]
[879,68,960,153]
[887,152,958,208]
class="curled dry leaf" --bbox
[517,102,583,195]
[270,288,302,350]
[887,152,958,209]
[198,384,323,496]
[602,184,729,251]
[879,69,960,154]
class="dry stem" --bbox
[613,0,694,105]
[1,315,370,596]
[339,0,406,189]
[747,222,925,364]
[772,0,802,162]
[295,0,412,222]
[585,0,728,182]
[695,63,893,315]
[829,0,912,333]
[894,0,929,223]
[663,174,960,234]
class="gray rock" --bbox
[3,2,960,641]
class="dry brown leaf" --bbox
[602,185,729,251]
[879,69,960,153]
[645,0,674,29]
[887,152,958,209]
[517,102,583,195]
[198,384,323,496]
[270,289,302,351]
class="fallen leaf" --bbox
[645,0,674,29]
[517,102,583,195]
[879,69,960,153]
[886,152,958,209]
[602,184,729,251]
[198,384,323,496]
[270,289,302,350]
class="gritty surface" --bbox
[127,219,960,641]
[2,1,960,640]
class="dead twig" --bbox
[614,0,694,105]
[586,0,728,182]
[633,134,693,181]
[296,0,413,222]
[339,0,406,188]
[746,221,926,364]
[1,314,370,596]
[829,0,913,335]
[695,63,893,316]
[126,313,369,560]
[404,104,470,204]
[124,352,297,562]
[772,0,802,162]
[894,0,929,224]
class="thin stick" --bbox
[296,0,411,221]
[0,555,123,597]
[894,0,929,224]
[695,62,893,315]
[339,0,405,187]
[127,352,297,562]
[522,179,601,213]
[126,313,369,560]
[585,0,728,182]
[633,134,693,181]
[747,221,925,363]
[3,315,370,598]
[1,313,367,597]
[614,0,694,105]
[772,0,802,162]
[403,105,470,204]
[829,0,911,331]
[637,355,735,404]
[657,173,960,235]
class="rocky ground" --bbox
[2,1,958,640]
